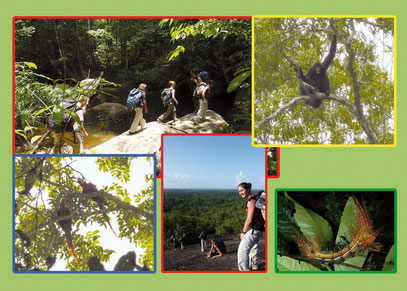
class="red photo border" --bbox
[160,133,267,273]
[12,16,251,154]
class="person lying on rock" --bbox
[207,239,226,259]
[157,81,178,123]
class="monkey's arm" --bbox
[322,34,337,69]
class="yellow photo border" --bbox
[251,15,397,148]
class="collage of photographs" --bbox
[12,16,395,275]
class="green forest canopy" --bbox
[14,156,155,271]
[163,189,262,250]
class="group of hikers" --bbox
[49,69,215,153]
[126,69,216,134]
[168,182,265,271]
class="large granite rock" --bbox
[88,110,234,175]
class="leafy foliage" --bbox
[254,18,394,144]
[267,147,278,176]
[14,156,154,271]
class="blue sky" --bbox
[163,135,265,189]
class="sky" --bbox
[16,156,155,271]
[163,135,265,189]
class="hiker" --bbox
[157,81,178,122]
[190,69,201,113]
[169,234,177,250]
[194,80,215,123]
[128,83,148,134]
[49,95,88,154]
[207,239,226,259]
[237,182,265,271]
[73,95,89,153]
[190,69,209,114]
[199,231,208,252]
[179,233,185,250]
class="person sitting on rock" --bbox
[207,239,226,259]
[128,83,148,134]
[157,81,178,123]
[194,80,215,123]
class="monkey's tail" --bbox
[65,232,78,262]
[103,213,118,238]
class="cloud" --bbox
[165,172,190,184]
[235,171,248,185]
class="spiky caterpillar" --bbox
[294,197,380,263]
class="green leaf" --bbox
[24,62,37,69]
[227,69,251,93]
[34,105,54,117]
[285,193,333,250]
[23,125,37,132]
[15,130,27,140]
[56,83,70,90]
[277,256,321,271]
[52,105,63,125]
[335,250,368,271]
[30,135,42,144]
[382,244,395,271]
[335,196,356,244]
[65,109,81,124]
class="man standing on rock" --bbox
[199,231,207,252]
[128,83,148,134]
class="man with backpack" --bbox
[190,69,209,114]
[127,83,148,134]
[49,95,89,153]
[157,81,178,123]
[194,80,215,123]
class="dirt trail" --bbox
[163,236,266,271]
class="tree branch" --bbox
[343,19,378,144]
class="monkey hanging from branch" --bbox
[290,26,337,108]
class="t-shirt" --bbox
[73,108,85,131]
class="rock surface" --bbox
[163,236,266,271]
[87,110,234,174]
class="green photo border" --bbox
[274,188,397,273]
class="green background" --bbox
[1,0,406,290]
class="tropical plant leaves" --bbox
[285,192,333,250]
[277,255,321,271]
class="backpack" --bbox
[127,88,144,109]
[199,71,209,82]
[193,82,206,98]
[169,235,175,243]
[161,88,173,104]
[47,99,82,133]
[248,191,266,231]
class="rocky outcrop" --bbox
[87,110,234,174]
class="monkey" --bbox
[297,34,337,108]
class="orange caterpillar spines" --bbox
[293,227,320,259]
[294,197,379,263]
[350,197,380,250]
